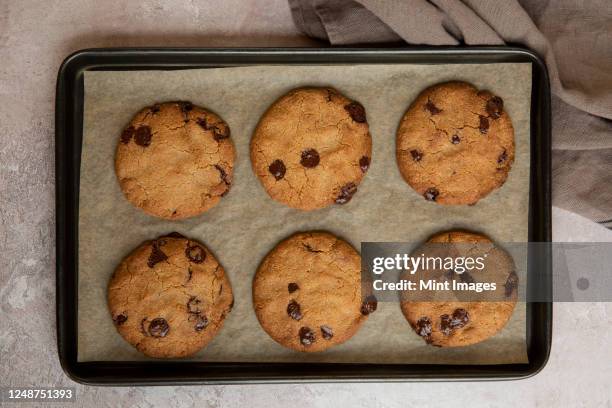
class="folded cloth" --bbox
[289,0,612,227]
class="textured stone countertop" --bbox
[1,1,611,407]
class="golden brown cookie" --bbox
[396,81,514,205]
[115,101,235,219]
[251,87,372,210]
[400,231,518,347]
[108,233,233,358]
[253,232,376,352]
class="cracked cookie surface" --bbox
[251,87,372,210]
[115,101,235,219]
[400,231,518,347]
[253,231,375,352]
[108,233,233,358]
[396,81,515,205]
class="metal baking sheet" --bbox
[55,48,551,384]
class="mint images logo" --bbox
[361,241,519,302]
[370,253,498,294]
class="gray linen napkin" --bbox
[289,0,612,228]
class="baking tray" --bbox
[56,47,552,385]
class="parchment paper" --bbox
[79,63,531,363]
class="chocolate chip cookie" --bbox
[396,81,515,205]
[253,231,376,352]
[115,101,235,219]
[251,87,372,210]
[400,231,518,347]
[108,233,233,358]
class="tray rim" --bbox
[56,46,552,385]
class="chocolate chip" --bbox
[299,327,316,346]
[344,101,367,123]
[425,100,442,115]
[440,314,452,336]
[445,269,455,280]
[187,296,202,314]
[415,316,432,339]
[320,325,334,340]
[459,272,475,284]
[189,314,209,331]
[287,300,303,321]
[214,164,231,186]
[187,267,193,282]
[185,244,206,264]
[120,126,135,144]
[150,104,161,114]
[268,159,286,181]
[479,116,489,134]
[424,187,439,201]
[486,96,504,119]
[288,283,299,293]
[335,182,357,204]
[451,134,460,144]
[113,314,127,325]
[148,318,169,337]
[498,149,508,165]
[212,126,230,141]
[300,149,320,168]
[147,241,168,268]
[164,232,185,239]
[196,117,208,130]
[135,126,152,147]
[504,271,519,297]
[359,156,370,173]
[360,295,378,315]
[450,308,469,329]
[196,117,230,141]
[410,149,423,162]
[180,101,193,112]
[303,243,323,253]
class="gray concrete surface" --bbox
[1,1,611,407]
